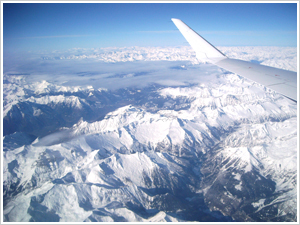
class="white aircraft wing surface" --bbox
[171,18,297,102]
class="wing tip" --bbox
[171,18,181,23]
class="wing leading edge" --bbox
[171,18,297,102]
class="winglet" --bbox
[171,18,226,63]
[171,18,297,102]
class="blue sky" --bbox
[3,2,298,52]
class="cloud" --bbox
[16,34,93,39]
[137,30,177,34]
[200,30,296,36]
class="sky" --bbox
[2,2,298,52]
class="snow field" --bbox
[3,46,297,222]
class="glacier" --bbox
[2,46,298,222]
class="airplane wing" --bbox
[171,18,297,102]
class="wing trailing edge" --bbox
[171,18,297,102]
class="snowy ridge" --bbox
[39,46,297,71]
[3,77,105,118]
[41,46,198,64]
[25,80,103,95]
[28,95,85,109]
[218,46,297,71]
[201,117,297,219]
[71,105,185,147]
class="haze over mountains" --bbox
[2,46,297,222]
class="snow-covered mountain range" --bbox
[2,46,298,222]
